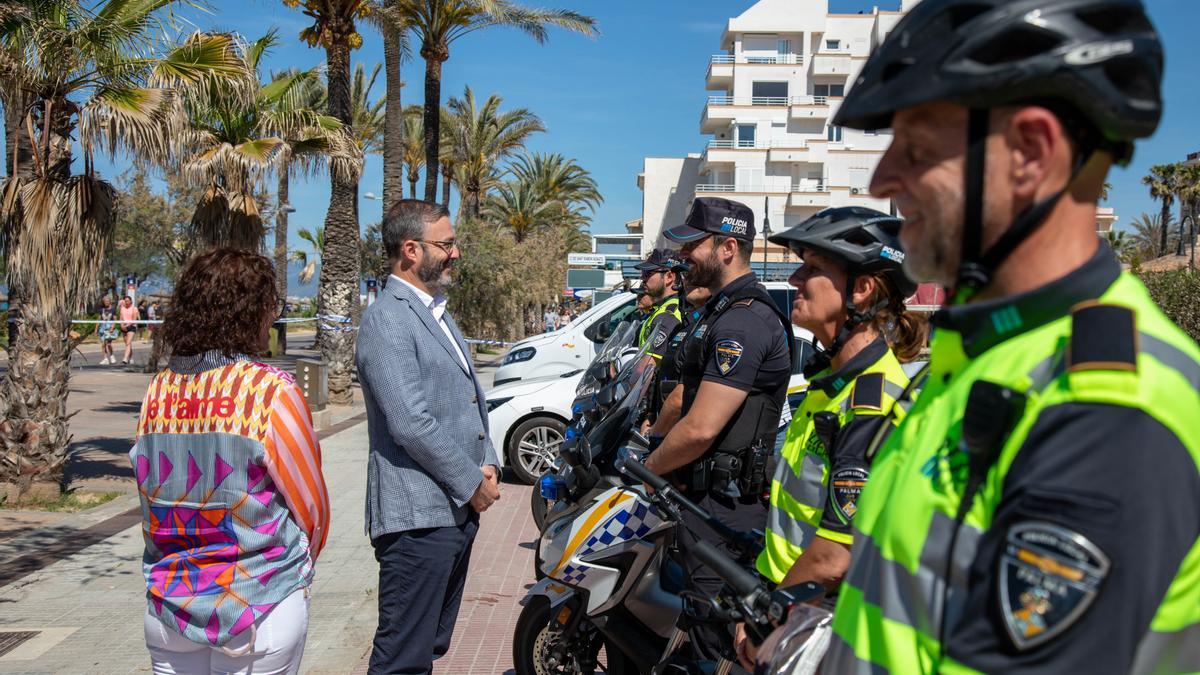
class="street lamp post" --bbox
[1182,214,1196,272]
[762,196,772,280]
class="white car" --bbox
[487,325,817,485]
[486,370,584,484]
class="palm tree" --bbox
[271,67,329,355]
[180,32,355,251]
[350,62,387,156]
[366,1,410,214]
[443,86,544,218]
[439,105,456,208]
[484,179,560,243]
[285,0,372,405]
[1143,163,1180,256]
[509,152,602,221]
[393,0,597,201]
[0,1,241,490]
[292,226,325,284]
[1175,164,1200,269]
[1128,212,1177,262]
[400,112,425,198]
[1102,228,1132,261]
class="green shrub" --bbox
[1138,270,1200,342]
[72,312,99,341]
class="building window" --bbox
[735,124,757,148]
[752,81,789,102]
[827,125,843,143]
[826,39,840,50]
[813,83,845,98]
[777,39,791,56]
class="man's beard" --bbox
[685,246,721,290]
[419,253,452,295]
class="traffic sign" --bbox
[567,253,605,267]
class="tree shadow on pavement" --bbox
[64,436,136,487]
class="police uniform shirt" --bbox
[805,337,895,542]
[926,247,1200,671]
[690,273,791,404]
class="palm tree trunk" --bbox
[409,175,417,199]
[1160,199,1171,256]
[382,9,404,214]
[274,167,290,356]
[421,48,445,202]
[319,40,361,406]
[442,169,452,209]
[0,310,72,497]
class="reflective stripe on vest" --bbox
[757,349,910,583]
[827,273,1200,674]
[639,297,681,347]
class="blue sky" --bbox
[92,0,1200,251]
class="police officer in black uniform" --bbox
[643,197,793,665]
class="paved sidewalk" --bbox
[0,353,544,674]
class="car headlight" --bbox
[502,346,537,365]
[485,396,513,412]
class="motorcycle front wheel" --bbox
[513,597,635,675]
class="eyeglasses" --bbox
[640,268,667,279]
[416,238,458,255]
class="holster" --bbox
[737,441,771,501]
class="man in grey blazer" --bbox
[356,199,501,674]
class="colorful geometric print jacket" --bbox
[130,352,329,647]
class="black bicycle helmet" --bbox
[770,206,917,298]
[771,207,917,376]
[835,0,1162,157]
[834,0,1163,298]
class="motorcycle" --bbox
[514,432,826,675]
[529,317,650,532]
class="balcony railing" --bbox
[706,95,829,108]
[711,54,804,65]
[694,182,829,194]
[707,139,771,150]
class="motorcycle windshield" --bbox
[755,604,834,675]
[582,346,657,465]
[575,319,639,398]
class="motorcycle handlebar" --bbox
[617,456,759,555]
[689,538,762,600]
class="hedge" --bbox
[1137,270,1200,343]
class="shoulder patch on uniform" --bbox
[714,339,744,375]
[1068,302,1137,373]
[850,372,885,411]
[830,467,868,524]
[652,329,668,348]
[732,298,755,307]
[999,521,1110,651]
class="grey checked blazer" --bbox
[356,281,500,539]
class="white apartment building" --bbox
[636,0,919,256]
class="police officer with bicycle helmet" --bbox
[733,207,926,669]
[820,1,1200,672]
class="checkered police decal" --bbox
[556,501,658,586]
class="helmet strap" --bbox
[953,108,1092,302]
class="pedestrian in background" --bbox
[147,301,160,341]
[98,296,118,365]
[131,248,329,675]
[543,306,558,333]
[137,299,149,341]
[357,199,501,675]
[119,295,139,365]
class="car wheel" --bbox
[507,416,566,485]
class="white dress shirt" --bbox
[390,275,469,370]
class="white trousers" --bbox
[144,588,310,675]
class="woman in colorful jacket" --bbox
[131,248,330,674]
[737,206,926,668]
